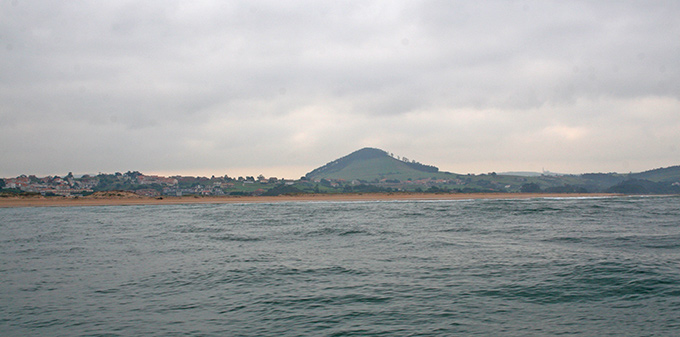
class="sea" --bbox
[1,196,679,336]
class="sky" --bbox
[2,0,679,179]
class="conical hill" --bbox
[305,147,449,181]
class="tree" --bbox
[520,183,542,193]
[262,184,303,196]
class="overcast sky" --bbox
[2,0,679,178]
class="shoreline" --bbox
[0,192,625,208]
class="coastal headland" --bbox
[0,192,622,208]
[3,148,680,198]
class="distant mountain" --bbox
[305,148,446,181]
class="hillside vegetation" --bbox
[629,165,680,182]
[305,148,453,181]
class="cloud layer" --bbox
[2,0,679,177]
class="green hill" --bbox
[629,165,680,182]
[305,148,455,181]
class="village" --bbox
[0,172,287,197]
[1,171,469,197]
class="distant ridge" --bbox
[499,171,543,177]
[629,165,680,182]
[305,147,442,181]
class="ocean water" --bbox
[1,196,679,336]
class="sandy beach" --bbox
[0,192,621,208]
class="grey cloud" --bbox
[1,0,679,177]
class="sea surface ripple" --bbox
[1,196,679,336]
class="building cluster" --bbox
[1,174,96,196]
[1,172,296,197]
[0,173,183,197]
[161,182,230,197]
